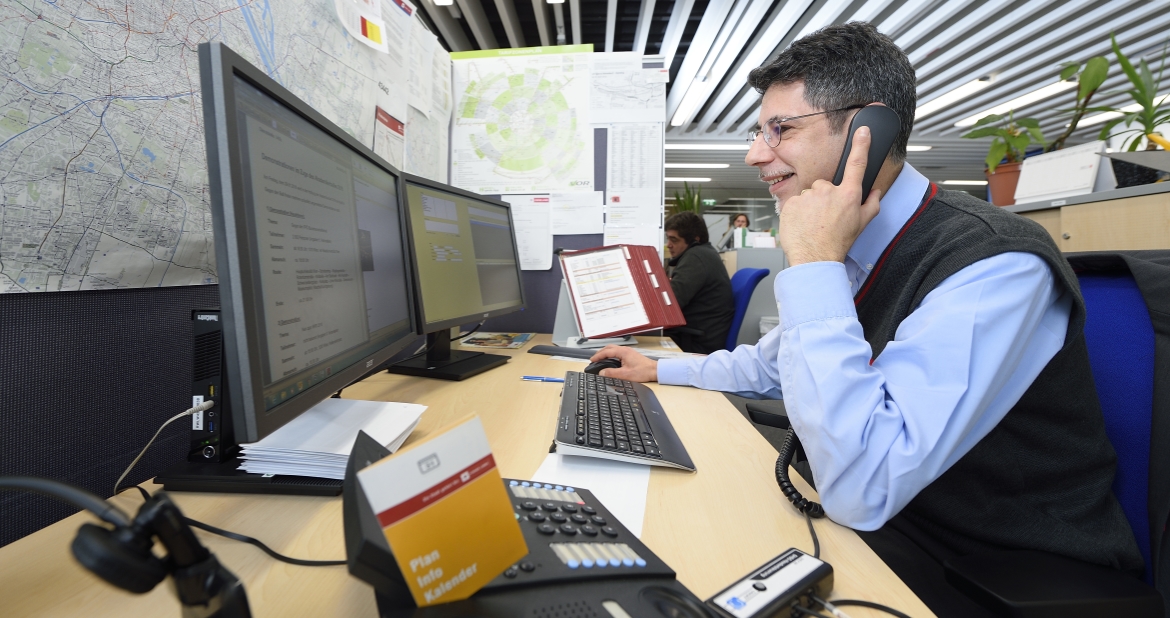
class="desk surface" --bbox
[0,335,932,617]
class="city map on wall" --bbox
[0,0,441,292]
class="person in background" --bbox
[731,213,751,229]
[663,211,735,354]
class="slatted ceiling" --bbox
[418,0,1170,191]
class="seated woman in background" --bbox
[662,212,735,354]
[731,213,750,229]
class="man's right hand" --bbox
[589,345,658,382]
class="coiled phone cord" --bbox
[775,427,825,519]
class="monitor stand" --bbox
[385,329,508,381]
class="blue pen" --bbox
[521,376,565,383]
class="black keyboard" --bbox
[553,371,696,471]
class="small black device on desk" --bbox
[343,432,710,617]
[552,371,696,471]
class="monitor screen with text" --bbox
[403,182,523,328]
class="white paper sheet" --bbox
[376,0,413,120]
[606,123,663,191]
[501,194,554,270]
[239,398,426,479]
[603,226,662,253]
[335,0,390,53]
[550,191,604,234]
[561,248,649,337]
[373,106,406,169]
[407,18,436,118]
[451,47,594,194]
[531,453,651,537]
[590,53,667,124]
[404,104,447,181]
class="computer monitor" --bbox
[388,175,525,381]
[157,42,416,494]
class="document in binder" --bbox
[559,244,686,338]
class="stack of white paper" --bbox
[239,398,426,480]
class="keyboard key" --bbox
[589,437,602,447]
[632,445,645,453]
[616,441,629,451]
[537,523,556,535]
[581,506,596,514]
[571,514,588,523]
[528,511,546,522]
[601,526,618,537]
[561,504,578,513]
[603,439,616,449]
[559,524,578,535]
[646,447,661,457]
[580,524,598,536]
[591,515,607,525]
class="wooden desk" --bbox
[0,336,932,617]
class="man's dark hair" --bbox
[747,22,916,162]
[665,211,708,245]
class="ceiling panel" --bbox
[417,0,1170,196]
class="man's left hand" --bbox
[778,126,883,266]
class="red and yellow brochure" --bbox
[356,415,527,606]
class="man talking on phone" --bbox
[591,22,1142,616]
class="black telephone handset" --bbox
[830,105,902,203]
[772,105,902,519]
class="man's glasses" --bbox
[747,105,866,147]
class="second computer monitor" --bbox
[394,175,525,380]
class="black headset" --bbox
[0,477,251,617]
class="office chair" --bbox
[945,256,1167,617]
[725,268,769,351]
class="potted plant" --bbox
[960,110,1046,206]
[1092,35,1169,152]
[1046,55,1109,152]
[1087,35,1169,187]
[671,182,702,214]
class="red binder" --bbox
[559,244,685,339]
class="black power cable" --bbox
[117,484,345,567]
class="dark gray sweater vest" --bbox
[854,185,1143,574]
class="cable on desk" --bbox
[182,518,347,567]
[814,596,911,618]
[804,509,820,560]
[792,605,835,618]
[113,400,214,496]
[116,484,346,567]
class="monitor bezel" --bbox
[200,42,417,443]
[399,172,527,335]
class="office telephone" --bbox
[342,431,712,617]
[774,104,901,518]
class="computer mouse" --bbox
[583,357,622,375]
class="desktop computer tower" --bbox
[155,308,341,495]
[189,308,233,463]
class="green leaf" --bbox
[986,140,1008,173]
[1007,133,1030,155]
[1079,57,1109,100]
[1139,58,1156,100]
[1060,63,1081,81]
[961,126,1001,139]
[1127,136,1143,151]
[1027,127,1045,144]
[970,113,1003,128]
[1112,33,1144,93]
[1015,117,1041,129]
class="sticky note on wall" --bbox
[357,415,527,606]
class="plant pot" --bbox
[1110,158,1161,189]
[985,161,1022,206]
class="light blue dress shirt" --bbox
[657,163,1074,531]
